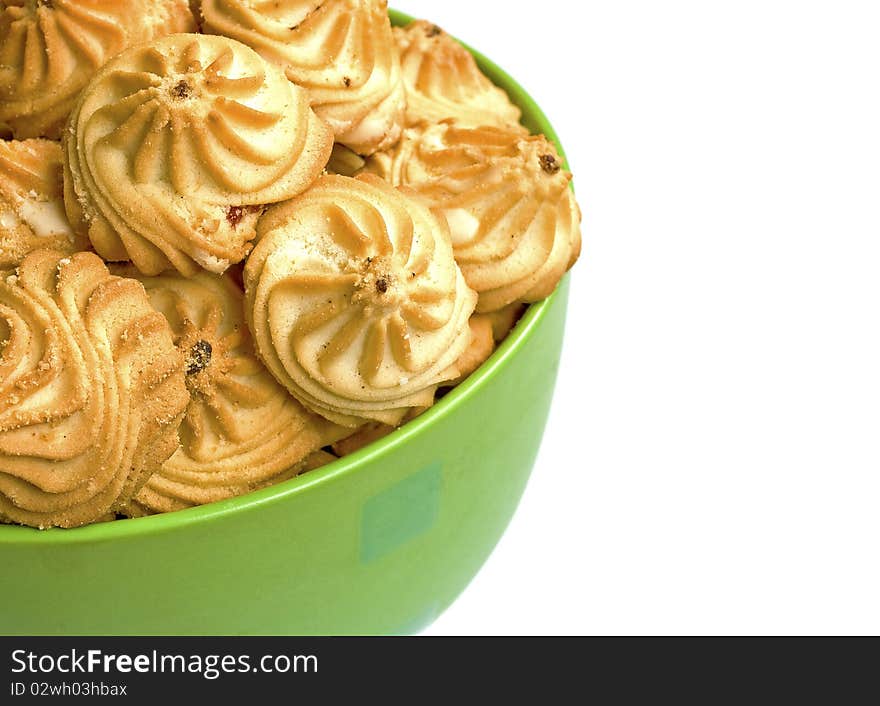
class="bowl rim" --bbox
[0,7,570,544]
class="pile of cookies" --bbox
[0,1,581,529]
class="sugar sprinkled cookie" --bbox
[0,250,189,528]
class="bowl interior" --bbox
[0,7,570,543]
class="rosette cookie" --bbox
[0,0,195,139]
[113,268,346,515]
[244,174,477,427]
[0,139,87,269]
[198,0,405,155]
[63,33,333,276]
[0,250,188,528]
[394,20,525,132]
[365,123,582,312]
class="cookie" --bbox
[482,303,527,342]
[330,406,427,457]
[0,0,195,139]
[113,268,347,515]
[63,33,333,276]
[0,139,87,269]
[244,173,477,427]
[448,314,495,385]
[394,20,525,132]
[0,250,188,528]
[365,123,582,312]
[199,0,405,155]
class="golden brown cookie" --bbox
[365,123,582,312]
[198,0,405,155]
[0,250,188,528]
[113,268,347,515]
[330,406,426,457]
[0,139,87,269]
[63,33,333,276]
[482,303,526,342]
[394,20,525,132]
[448,315,495,385]
[244,173,477,427]
[0,0,195,139]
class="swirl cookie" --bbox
[0,250,188,528]
[63,33,333,276]
[0,139,87,269]
[112,269,347,515]
[394,21,525,132]
[198,0,405,155]
[0,0,195,139]
[244,174,478,427]
[125,449,339,516]
[365,123,582,312]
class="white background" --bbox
[396,0,880,635]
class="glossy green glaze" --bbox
[0,9,573,636]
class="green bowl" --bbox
[0,9,573,636]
